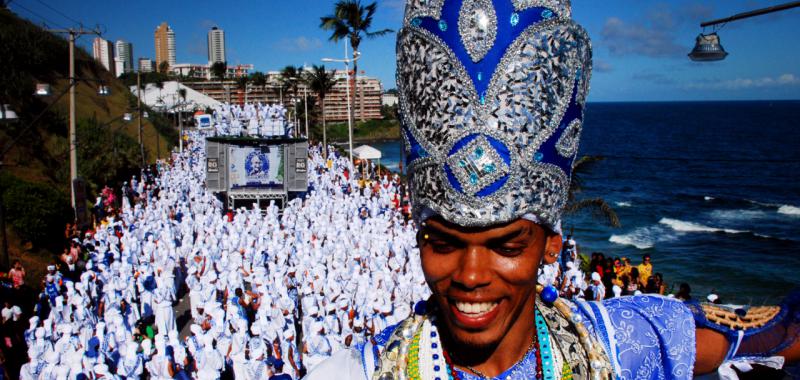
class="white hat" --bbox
[707,294,719,303]
[591,272,601,282]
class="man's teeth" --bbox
[454,301,498,315]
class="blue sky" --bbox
[9,0,800,101]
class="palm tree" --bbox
[236,76,249,105]
[304,65,339,158]
[320,0,393,124]
[210,61,227,81]
[249,71,267,94]
[280,65,303,131]
[563,155,620,227]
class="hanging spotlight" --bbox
[688,33,728,62]
[35,84,52,96]
[0,104,19,123]
[97,85,111,96]
[690,2,800,62]
[123,113,133,122]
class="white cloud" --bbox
[276,36,323,52]
[684,74,800,90]
[600,16,686,58]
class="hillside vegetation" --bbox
[0,8,176,266]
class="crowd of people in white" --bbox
[20,103,428,379]
[18,102,598,380]
[210,103,295,137]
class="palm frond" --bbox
[564,197,621,227]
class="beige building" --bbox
[92,37,115,76]
[154,22,176,71]
[182,69,383,121]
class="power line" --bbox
[32,0,82,27]
[9,0,68,30]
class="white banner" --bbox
[228,146,284,188]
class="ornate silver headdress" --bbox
[398,0,592,229]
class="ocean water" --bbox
[371,101,800,303]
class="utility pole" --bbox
[304,86,309,139]
[137,70,145,167]
[48,26,101,222]
[178,94,184,154]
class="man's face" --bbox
[418,217,561,349]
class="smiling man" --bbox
[305,0,800,379]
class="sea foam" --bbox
[659,218,747,234]
[609,225,676,250]
[709,209,767,222]
[615,201,632,207]
[778,205,800,216]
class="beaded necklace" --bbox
[442,309,550,380]
[373,288,612,380]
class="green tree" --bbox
[249,71,267,93]
[563,155,620,227]
[280,65,303,127]
[0,174,70,248]
[320,0,393,123]
[304,65,338,155]
[158,60,170,74]
[210,61,227,81]
[237,76,249,104]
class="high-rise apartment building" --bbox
[114,40,133,76]
[154,22,176,71]
[92,37,115,76]
[207,26,226,65]
[138,58,154,73]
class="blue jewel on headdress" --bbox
[480,92,486,105]
[414,300,428,315]
[438,19,448,31]
[510,12,520,26]
[483,163,496,173]
[534,152,544,162]
[469,173,478,185]
[541,285,559,304]
[541,9,554,19]
[477,71,483,81]
[473,146,484,159]
[410,17,422,27]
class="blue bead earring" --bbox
[541,285,559,304]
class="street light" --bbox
[0,105,18,123]
[97,85,111,96]
[690,1,800,62]
[322,39,361,163]
[35,84,51,96]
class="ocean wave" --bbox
[704,196,715,201]
[615,201,632,207]
[778,205,800,216]
[609,226,676,250]
[709,209,768,221]
[659,218,747,234]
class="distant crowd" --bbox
[539,236,695,303]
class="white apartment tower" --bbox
[92,37,115,76]
[207,26,226,65]
[114,40,134,76]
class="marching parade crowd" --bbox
[8,102,674,380]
